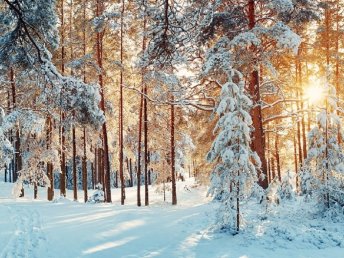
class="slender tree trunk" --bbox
[60,112,66,198]
[94,147,98,185]
[293,124,298,191]
[247,0,268,189]
[129,158,133,187]
[119,0,125,205]
[324,6,330,208]
[269,156,273,182]
[271,157,276,180]
[5,89,10,183]
[298,47,307,160]
[10,69,16,184]
[275,127,281,182]
[82,0,88,203]
[295,59,303,168]
[236,170,240,232]
[4,164,7,183]
[98,148,104,187]
[137,84,143,206]
[144,84,149,206]
[96,0,111,202]
[72,126,77,200]
[10,160,14,183]
[47,117,54,201]
[82,128,88,202]
[266,129,271,184]
[10,68,24,197]
[335,0,341,144]
[68,0,78,201]
[137,0,147,207]
[59,0,66,197]
[171,99,177,205]
[34,183,38,199]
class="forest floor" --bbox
[0,178,343,258]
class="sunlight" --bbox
[83,237,137,255]
[304,78,325,104]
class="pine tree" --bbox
[303,82,344,209]
[207,68,259,232]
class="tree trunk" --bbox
[98,148,104,187]
[72,126,77,201]
[94,147,98,186]
[275,127,281,182]
[69,0,77,202]
[34,183,38,199]
[137,0,147,207]
[137,84,143,206]
[335,0,341,144]
[236,170,240,232]
[324,6,330,209]
[271,158,276,180]
[293,128,298,191]
[96,0,111,202]
[82,0,88,203]
[171,100,177,205]
[10,68,24,197]
[298,46,307,160]
[129,158,133,187]
[144,84,149,206]
[266,130,271,184]
[4,164,7,183]
[60,0,66,197]
[296,90,303,167]
[119,0,125,205]
[47,116,54,201]
[247,0,268,189]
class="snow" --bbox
[0,177,343,258]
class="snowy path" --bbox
[0,203,47,258]
[0,180,343,258]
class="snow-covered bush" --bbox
[277,171,295,201]
[263,178,281,206]
[88,184,105,203]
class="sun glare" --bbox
[304,79,325,104]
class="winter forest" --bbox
[0,0,344,257]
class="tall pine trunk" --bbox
[137,0,147,207]
[11,68,24,197]
[70,0,78,202]
[247,0,268,189]
[82,0,88,203]
[144,85,149,206]
[119,0,125,205]
[274,126,281,182]
[171,99,177,205]
[96,0,111,202]
[47,116,54,201]
[137,84,143,206]
[60,0,66,197]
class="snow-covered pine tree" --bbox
[190,0,318,189]
[207,68,260,233]
[303,82,344,210]
[0,0,105,197]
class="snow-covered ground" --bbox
[0,178,343,258]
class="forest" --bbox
[0,0,344,257]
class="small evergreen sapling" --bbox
[207,69,260,233]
